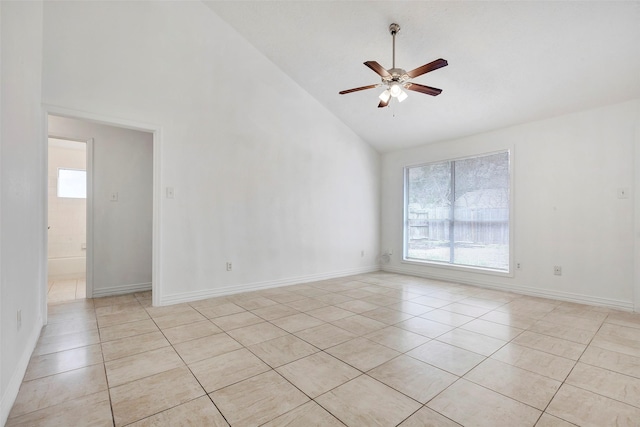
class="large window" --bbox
[404,151,510,271]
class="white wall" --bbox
[47,140,87,279]
[0,1,45,424]
[49,116,153,297]
[382,99,639,310]
[42,1,380,304]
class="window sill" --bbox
[401,258,513,278]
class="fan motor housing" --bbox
[384,68,409,83]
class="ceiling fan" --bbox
[339,23,448,108]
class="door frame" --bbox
[42,105,163,320]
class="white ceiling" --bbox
[204,1,640,153]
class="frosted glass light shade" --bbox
[389,83,402,97]
[397,90,408,102]
[379,89,391,102]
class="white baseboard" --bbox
[91,282,152,298]
[1,315,43,426]
[383,264,634,311]
[160,265,380,306]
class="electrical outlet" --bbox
[226,262,232,271]
[110,192,118,202]
[17,309,22,331]
[361,250,364,257]
[516,263,521,270]
[554,265,562,276]
[166,187,174,199]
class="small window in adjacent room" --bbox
[404,151,510,272]
[57,168,87,199]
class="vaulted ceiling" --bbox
[204,1,640,152]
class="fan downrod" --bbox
[389,23,400,68]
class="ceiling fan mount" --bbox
[339,23,448,108]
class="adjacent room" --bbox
[47,137,87,302]
[1,1,639,426]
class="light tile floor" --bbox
[47,276,86,303]
[8,272,640,426]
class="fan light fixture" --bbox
[387,82,407,102]
[389,83,402,97]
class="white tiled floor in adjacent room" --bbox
[47,276,86,303]
[8,272,640,426]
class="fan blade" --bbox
[378,98,389,108]
[406,83,443,96]
[406,58,448,79]
[364,61,391,78]
[339,84,378,95]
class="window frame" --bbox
[402,149,514,277]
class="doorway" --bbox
[46,113,155,306]
[47,137,88,303]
